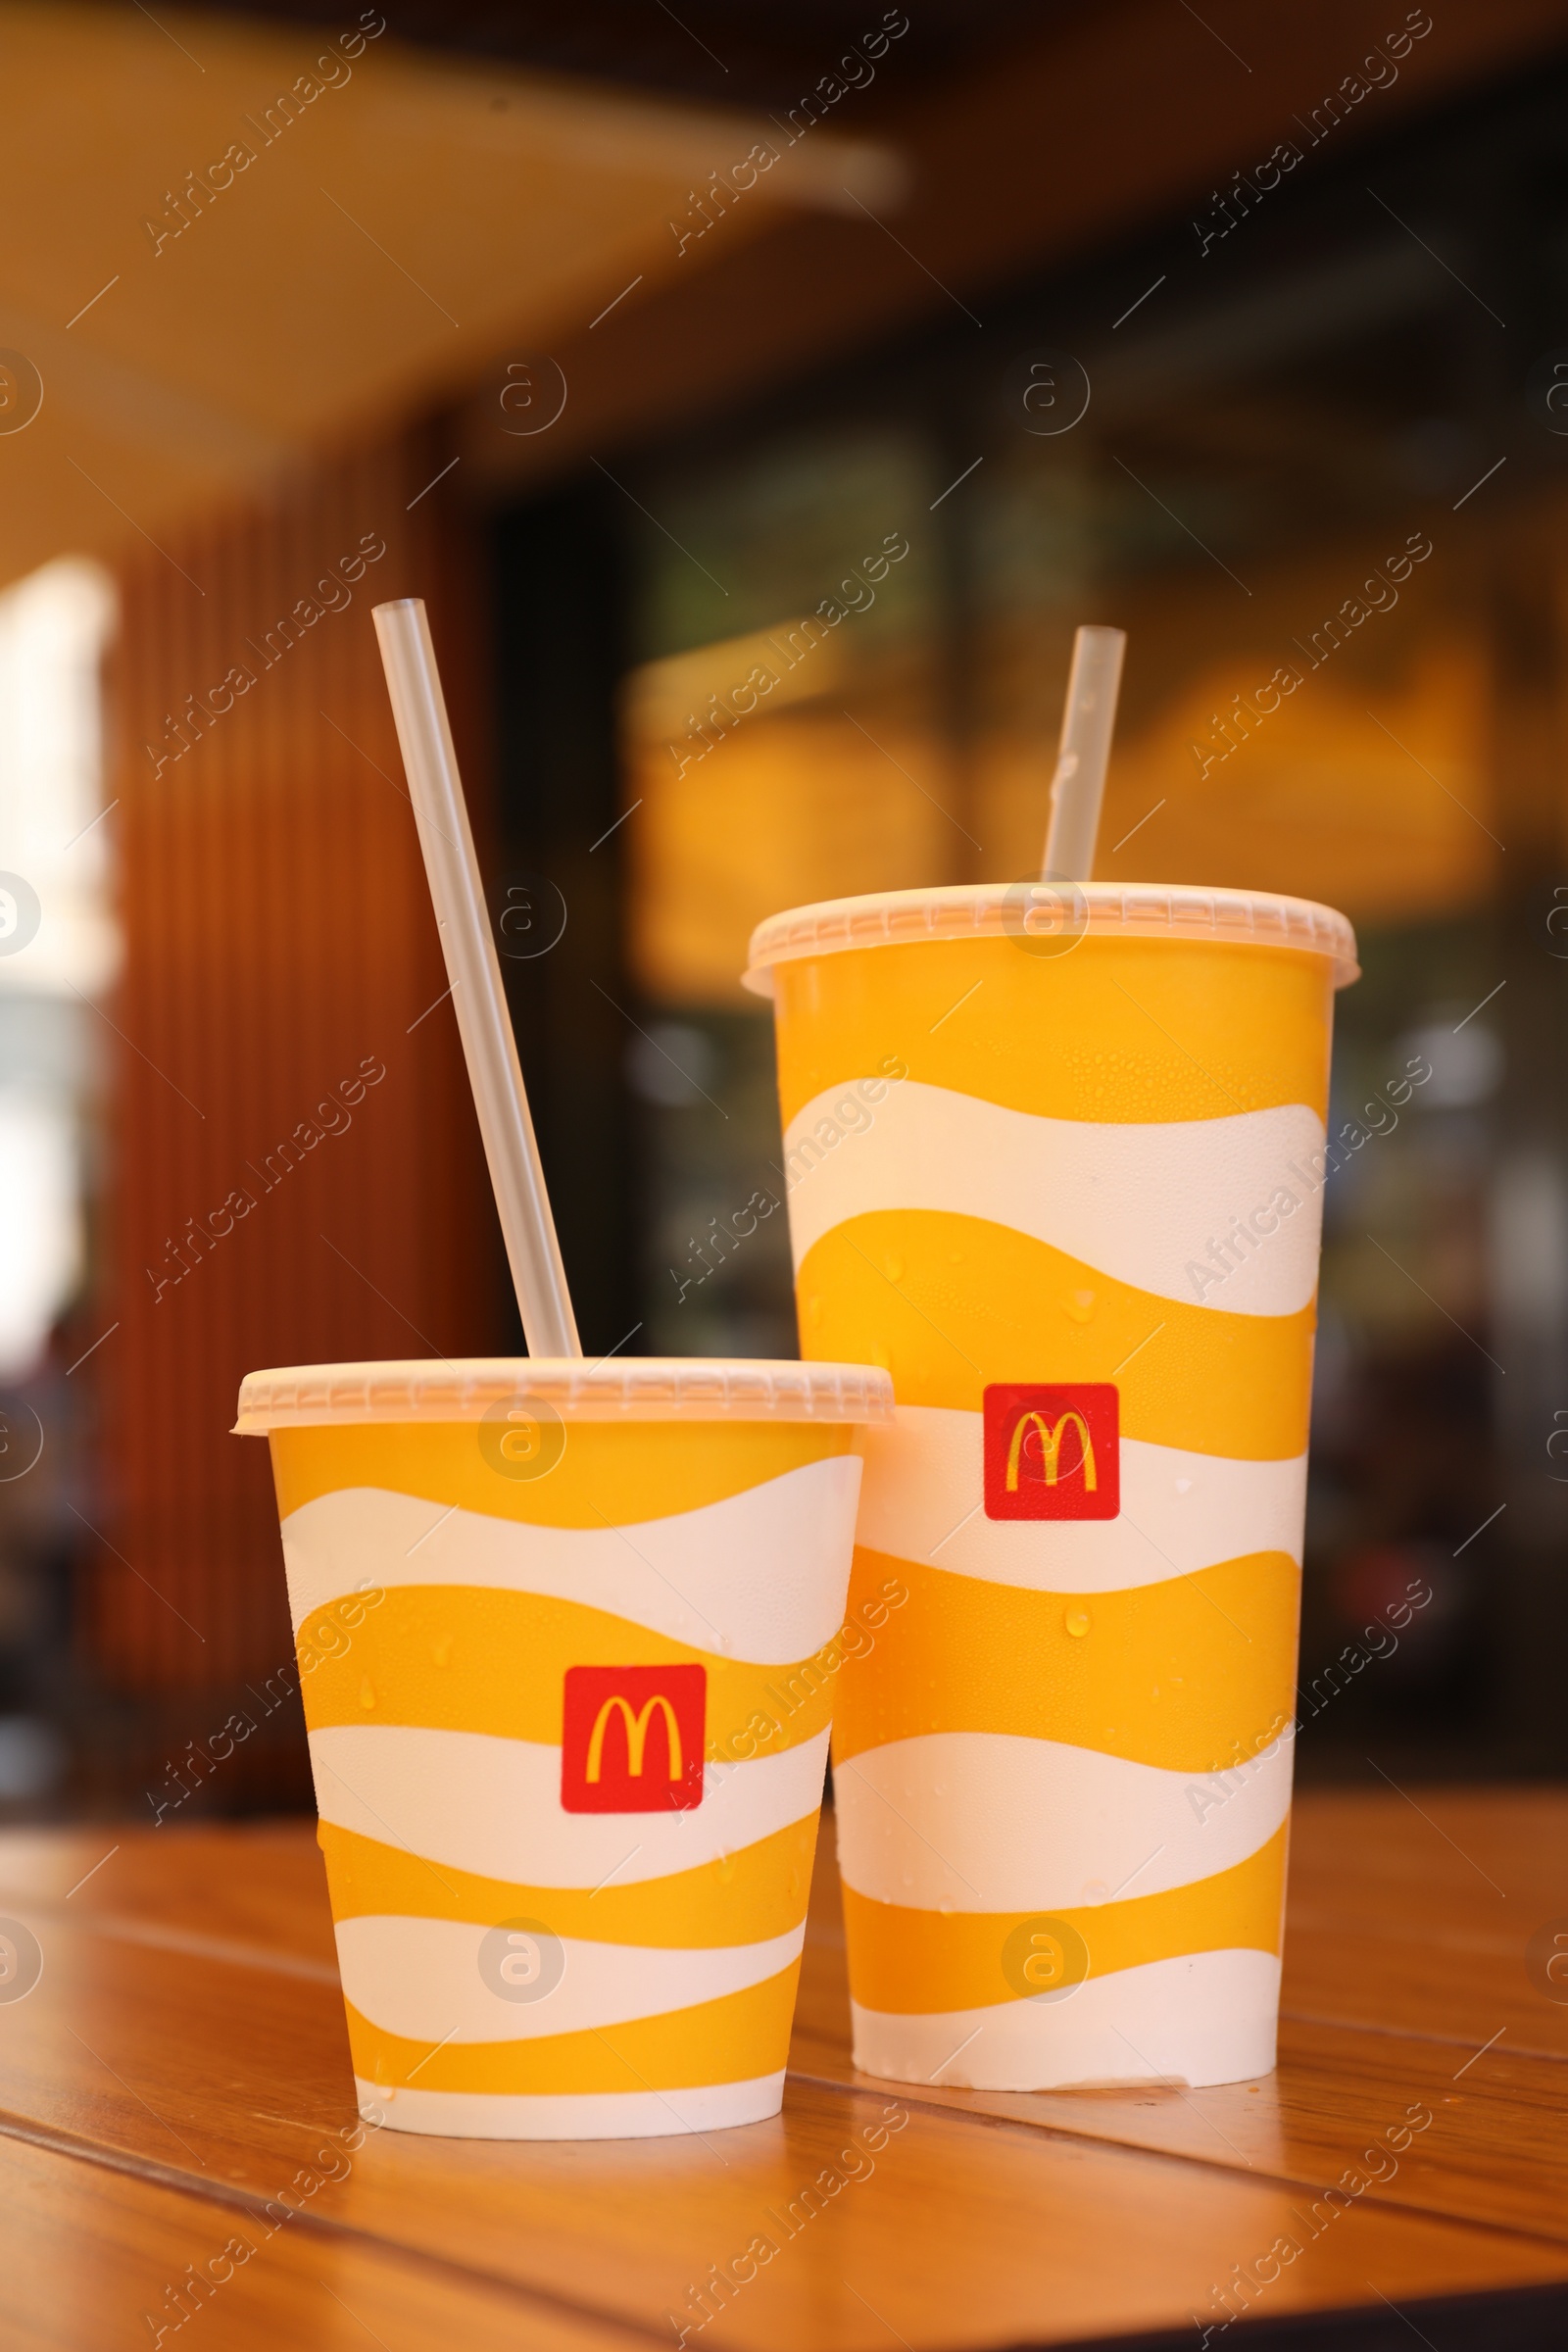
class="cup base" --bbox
[850,1950,1280,2091]
[355,2070,787,2141]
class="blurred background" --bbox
[2,0,1567,1821]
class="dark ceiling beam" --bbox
[196,0,1069,109]
[460,0,1568,487]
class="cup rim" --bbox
[743,879,1359,994]
[234,1356,895,1432]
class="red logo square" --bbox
[983,1384,1119,1520]
[561,1664,707,1813]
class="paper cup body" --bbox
[236,1357,891,2138]
[747,884,1356,2091]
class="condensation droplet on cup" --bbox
[432,1635,453,1668]
[359,1677,377,1710]
[1064,1606,1092,1639]
[1063,1289,1096,1325]
[885,1256,904,1282]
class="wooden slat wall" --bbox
[88,428,502,1786]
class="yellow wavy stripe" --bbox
[300,1584,835,1756]
[318,1817,819,1947]
[832,1547,1298,1774]
[798,1212,1314,1459]
[345,1967,801,2094]
[270,1416,855,1528]
[773,933,1332,1129]
[842,1827,1288,2015]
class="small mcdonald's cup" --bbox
[747,882,1358,2092]
[235,1355,892,2138]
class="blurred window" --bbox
[0,559,118,1376]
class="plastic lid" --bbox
[234,1357,895,1432]
[744,881,1359,992]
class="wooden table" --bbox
[1,1790,1565,2349]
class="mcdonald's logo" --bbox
[560,1663,707,1813]
[982,1383,1119,1521]
[586,1692,684,1786]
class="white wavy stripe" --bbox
[311,1722,830,1887]
[356,2073,785,2141]
[786,1080,1325,1317]
[858,1405,1305,1592]
[336,1916,804,2044]
[282,1456,861,1664]
[835,1732,1293,1913]
[852,1951,1281,2091]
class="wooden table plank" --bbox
[0,1820,339,1975]
[0,1797,1564,2349]
[1280,1788,1568,2058]
[0,2134,637,2352]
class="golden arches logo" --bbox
[1004,1409,1097,1493]
[585,1692,683,1784]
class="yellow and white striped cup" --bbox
[746,883,1358,2091]
[235,1356,892,2138]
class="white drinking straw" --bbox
[1042,624,1127,882]
[373,598,581,1359]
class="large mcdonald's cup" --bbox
[745,883,1358,2091]
[235,1355,892,2137]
